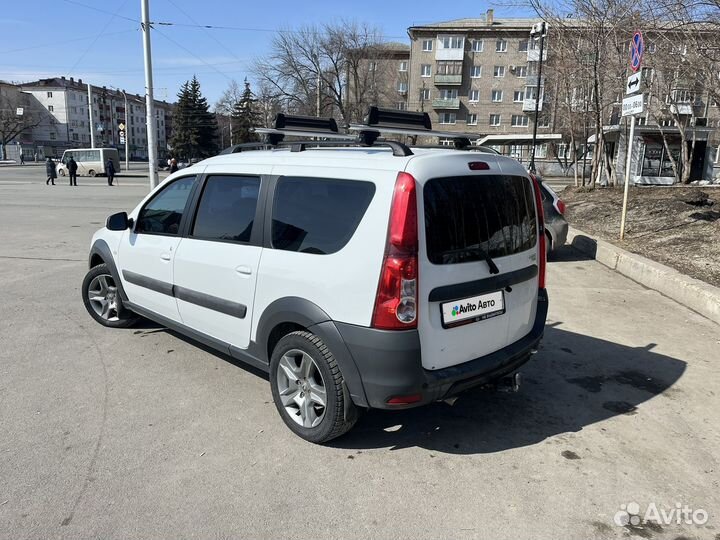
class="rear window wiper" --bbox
[440,246,500,274]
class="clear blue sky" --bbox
[1,0,534,106]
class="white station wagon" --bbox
[82,109,548,443]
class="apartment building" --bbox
[406,11,554,158]
[20,77,173,160]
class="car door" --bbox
[173,174,263,349]
[118,175,197,322]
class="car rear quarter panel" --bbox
[251,164,397,340]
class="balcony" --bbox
[434,74,463,85]
[432,98,460,109]
[527,49,548,62]
[525,75,545,87]
[435,48,464,61]
[522,99,544,112]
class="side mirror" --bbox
[106,212,132,231]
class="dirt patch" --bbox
[561,186,720,288]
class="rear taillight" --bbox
[555,199,566,215]
[530,174,547,289]
[372,172,418,330]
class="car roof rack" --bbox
[349,106,478,149]
[257,113,413,157]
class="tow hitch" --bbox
[496,372,522,393]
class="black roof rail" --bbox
[288,139,413,157]
[218,142,273,155]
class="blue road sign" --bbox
[630,31,644,72]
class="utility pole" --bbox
[528,21,546,174]
[316,70,321,117]
[87,83,95,148]
[141,0,159,189]
[121,90,129,171]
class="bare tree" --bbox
[214,80,243,147]
[0,86,39,160]
[252,21,391,124]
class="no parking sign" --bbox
[630,31,644,72]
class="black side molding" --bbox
[175,285,247,319]
[122,270,247,319]
[122,270,174,297]
[428,264,538,303]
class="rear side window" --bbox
[424,175,536,264]
[272,177,375,255]
[135,176,195,235]
[192,175,260,243]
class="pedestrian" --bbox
[169,157,178,174]
[45,157,56,185]
[106,157,116,186]
[67,154,78,186]
[34,152,38,163]
[20,153,25,165]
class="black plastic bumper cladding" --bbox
[338,289,548,409]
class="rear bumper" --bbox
[336,289,548,409]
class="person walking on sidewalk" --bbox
[106,157,116,186]
[45,157,56,185]
[67,155,78,186]
[20,153,25,165]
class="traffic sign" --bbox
[16,107,24,116]
[622,94,644,117]
[630,31,644,72]
[626,72,642,95]
[118,123,125,131]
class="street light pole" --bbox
[120,90,129,171]
[141,0,159,189]
[529,21,546,174]
[87,83,96,148]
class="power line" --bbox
[164,0,246,66]
[0,29,138,55]
[60,0,138,22]
[60,0,409,40]
[67,0,132,75]
[153,26,234,82]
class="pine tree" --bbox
[170,76,218,159]
[231,79,260,144]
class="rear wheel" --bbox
[59,169,66,177]
[81,263,138,328]
[87,169,96,177]
[270,331,358,443]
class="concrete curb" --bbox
[567,226,720,326]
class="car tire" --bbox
[81,263,139,328]
[88,169,96,177]
[270,330,358,443]
[59,169,66,176]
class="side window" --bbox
[135,176,196,235]
[192,175,260,243]
[271,177,375,255]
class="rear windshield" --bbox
[424,174,537,265]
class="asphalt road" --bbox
[1,165,718,540]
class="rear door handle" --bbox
[160,253,171,261]
[235,265,252,275]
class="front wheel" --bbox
[81,263,139,328]
[270,331,358,443]
[87,169,96,177]
[58,169,66,177]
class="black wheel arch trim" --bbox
[88,239,128,302]
[256,297,369,408]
